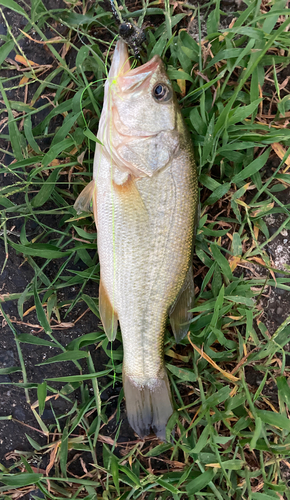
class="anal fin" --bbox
[169,265,195,343]
[99,279,118,341]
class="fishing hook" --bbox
[108,0,146,55]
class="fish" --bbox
[75,40,198,440]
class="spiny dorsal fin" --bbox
[99,279,118,341]
[169,265,195,343]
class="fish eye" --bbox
[152,83,172,102]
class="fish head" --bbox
[101,40,180,178]
[111,41,176,136]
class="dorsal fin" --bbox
[169,265,195,343]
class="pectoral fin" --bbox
[74,180,96,214]
[99,279,118,341]
[169,265,195,343]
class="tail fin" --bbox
[123,370,173,441]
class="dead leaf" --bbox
[19,76,29,85]
[254,224,259,241]
[77,150,86,166]
[251,202,274,217]
[262,396,279,413]
[230,385,238,397]
[229,255,241,272]
[15,54,38,67]
[61,42,71,59]
[248,256,277,285]
[279,76,290,91]
[271,142,290,172]
[51,322,75,329]
[0,293,10,302]
[46,442,60,476]
[19,29,63,45]
[187,333,239,382]
[166,348,189,362]
[162,459,185,469]
[49,159,60,167]
[31,394,58,409]
[235,199,249,209]
[177,69,186,97]
[80,457,93,476]
[219,32,228,41]
[229,17,237,29]
[97,434,115,446]
[23,304,45,317]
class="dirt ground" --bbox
[1,0,290,480]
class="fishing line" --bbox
[79,34,119,127]
[104,35,119,77]
[78,28,135,158]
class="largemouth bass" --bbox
[75,40,198,440]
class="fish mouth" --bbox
[108,39,131,80]
[109,40,162,93]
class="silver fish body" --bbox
[76,41,198,440]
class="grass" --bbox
[1,0,290,497]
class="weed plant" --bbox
[1,0,290,498]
